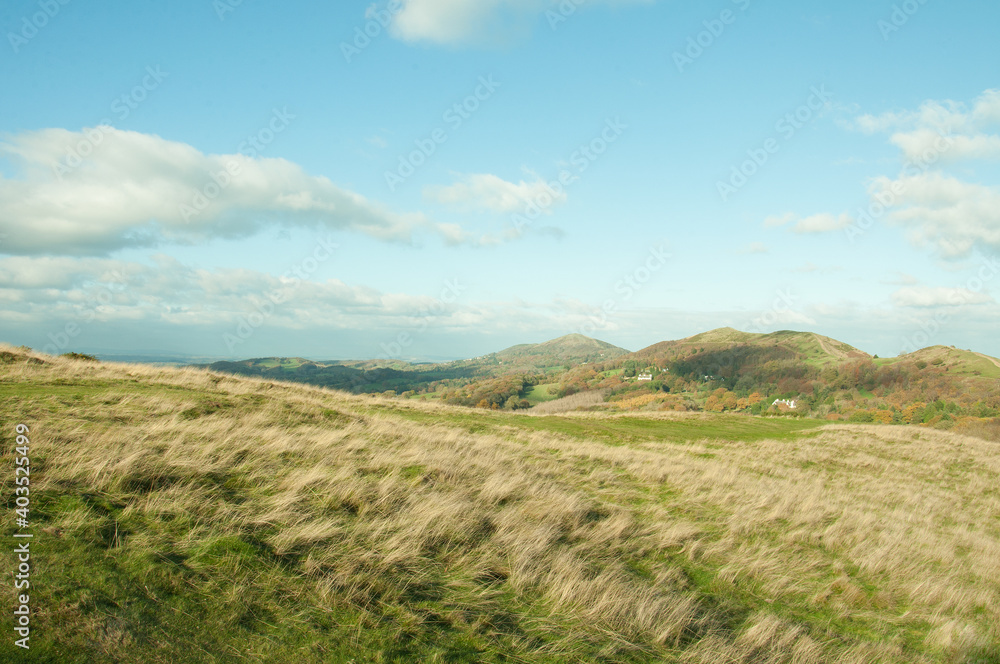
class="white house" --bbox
[772,398,797,409]
[637,373,653,381]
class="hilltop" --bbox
[632,327,870,366]
[886,345,1000,380]
[490,333,630,369]
[2,344,999,662]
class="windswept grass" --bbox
[1,344,998,663]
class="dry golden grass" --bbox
[527,389,610,414]
[1,344,998,663]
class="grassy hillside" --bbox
[192,331,1000,435]
[195,333,628,399]
[2,345,999,663]
[195,356,478,395]
[546,329,999,431]
[632,328,871,367]
[883,346,1000,380]
[491,333,630,370]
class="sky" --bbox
[1,0,999,362]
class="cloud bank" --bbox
[388,0,653,46]
[768,90,1000,258]
[0,127,464,256]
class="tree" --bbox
[902,402,926,423]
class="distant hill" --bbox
[543,327,999,426]
[489,333,629,369]
[192,334,628,394]
[192,356,477,394]
[631,327,869,366]
[885,345,1000,380]
[186,329,999,426]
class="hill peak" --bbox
[493,334,630,368]
[684,327,760,344]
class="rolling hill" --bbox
[630,327,870,366]
[192,334,629,397]
[886,345,1000,380]
[490,333,630,369]
[1,344,999,663]
[188,330,1000,432]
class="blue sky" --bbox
[1,0,999,361]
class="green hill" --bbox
[543,329,999,429]
[491,333,630,369]
[2,344,999,663]
[190,331,999,430]
[885,345,1000,380]
[632,327,870,367]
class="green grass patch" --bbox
[523,383,559,405]
[366,404,826,446]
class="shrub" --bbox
[61,352,99,362]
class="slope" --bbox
[492,333,630,369]
[631,327,870,367]
[885,345,1000,380]
[2,345,998,663]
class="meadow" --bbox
[1,344,998,663]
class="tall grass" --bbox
[1,344,998,663]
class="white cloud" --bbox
[0,256,133,290]
[0,255,473,329]
[890,129,1000,163]
[764,212,851,234]
[891,286,994,308]
[852,89,1000,164]
[763,212,795,228]
[424,172,567,213]
[870,172,1000,257]
[854,89,1000,135]
[0,254,671,350]
[0,127,466,256]
[792,212,853,234]
[770,90,1000,257]
[738,242,768,255]
[881,272,918,286]
[388,0,653,46]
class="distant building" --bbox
[772,398,797,409]
[637,373,653,381]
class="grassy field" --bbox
[879,347,1000,380]
[523,383,559,405]
[1,345,999,663]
